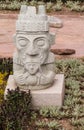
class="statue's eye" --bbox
[18,39,27,47]
[37,40,45,46]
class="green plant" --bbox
[80,5,84,12]
[35,119,63,130]
[0,3,6,10]
[35,120,47,128]
[0,58,12,73]
[31,111,37,121]
[39,106,50,117]
[48,120,62,130]
[39,106,62,118]
[65,78,80,90]
[52,0,63,11]
[55,58,84,79]
[7,1,21,10]
[66,0,83,12]
[37,1,45,5]
[0,58,13,103]
[0,0,28,10]
[29,0,37,6]
[66,1,74,8]
[46,2,53,12]
[0,72,9,103]
[71,118,84,127]
[49,107,61,118]
[72,105,81,119]
[0,87,32,130]
[70,1,81,12]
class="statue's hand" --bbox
[15,74,26,85]
[24,72,29,79]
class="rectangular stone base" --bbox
[32,74,65,108]
[5,74,65,108]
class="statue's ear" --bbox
[13,34,16,45]
[49,33,56,45]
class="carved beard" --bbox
[18,47,49,65]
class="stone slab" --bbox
[4,74,65,108]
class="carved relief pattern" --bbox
[13,5,56,90]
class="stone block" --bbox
[32,74,65,108]
[4,74,65,108]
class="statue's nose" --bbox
[27,50,38,56]
[26,45,38,56]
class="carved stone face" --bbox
[24,62,39,75]
[15,33,50,64]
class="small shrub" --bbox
[0,0,28,10]
[55,59,83,79]
[65,78,80,90]
[52,0,63,11]
[66,1,81,12]
[39,106,50,117]
[71,118,84,127]
[0,72,8,103]
[35,119,63,129]
[0,58,12,73]
[39,106,61,118]
[48,120,62,130]
[35,120,47,128]
[71,5,80,12]
[66,1,74,8]
[49,107,61,118]
[37,1,45,5]
[29,0,37,6]
[0,87,32,130]
[46,2,53,12]
[80,5,84,12]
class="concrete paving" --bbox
[0,13,84,58]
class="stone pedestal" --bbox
[5,74,65,108]
[32,74,65,108]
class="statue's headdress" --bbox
[16,5,49,32]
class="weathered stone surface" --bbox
[4,74,65,107]
[13,5,56,90]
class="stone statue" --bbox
[4,5,65,107]
[13,5,56,90]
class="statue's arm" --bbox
[39,63,55,85]
[39,71,55,85]
[13,63,26,85]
